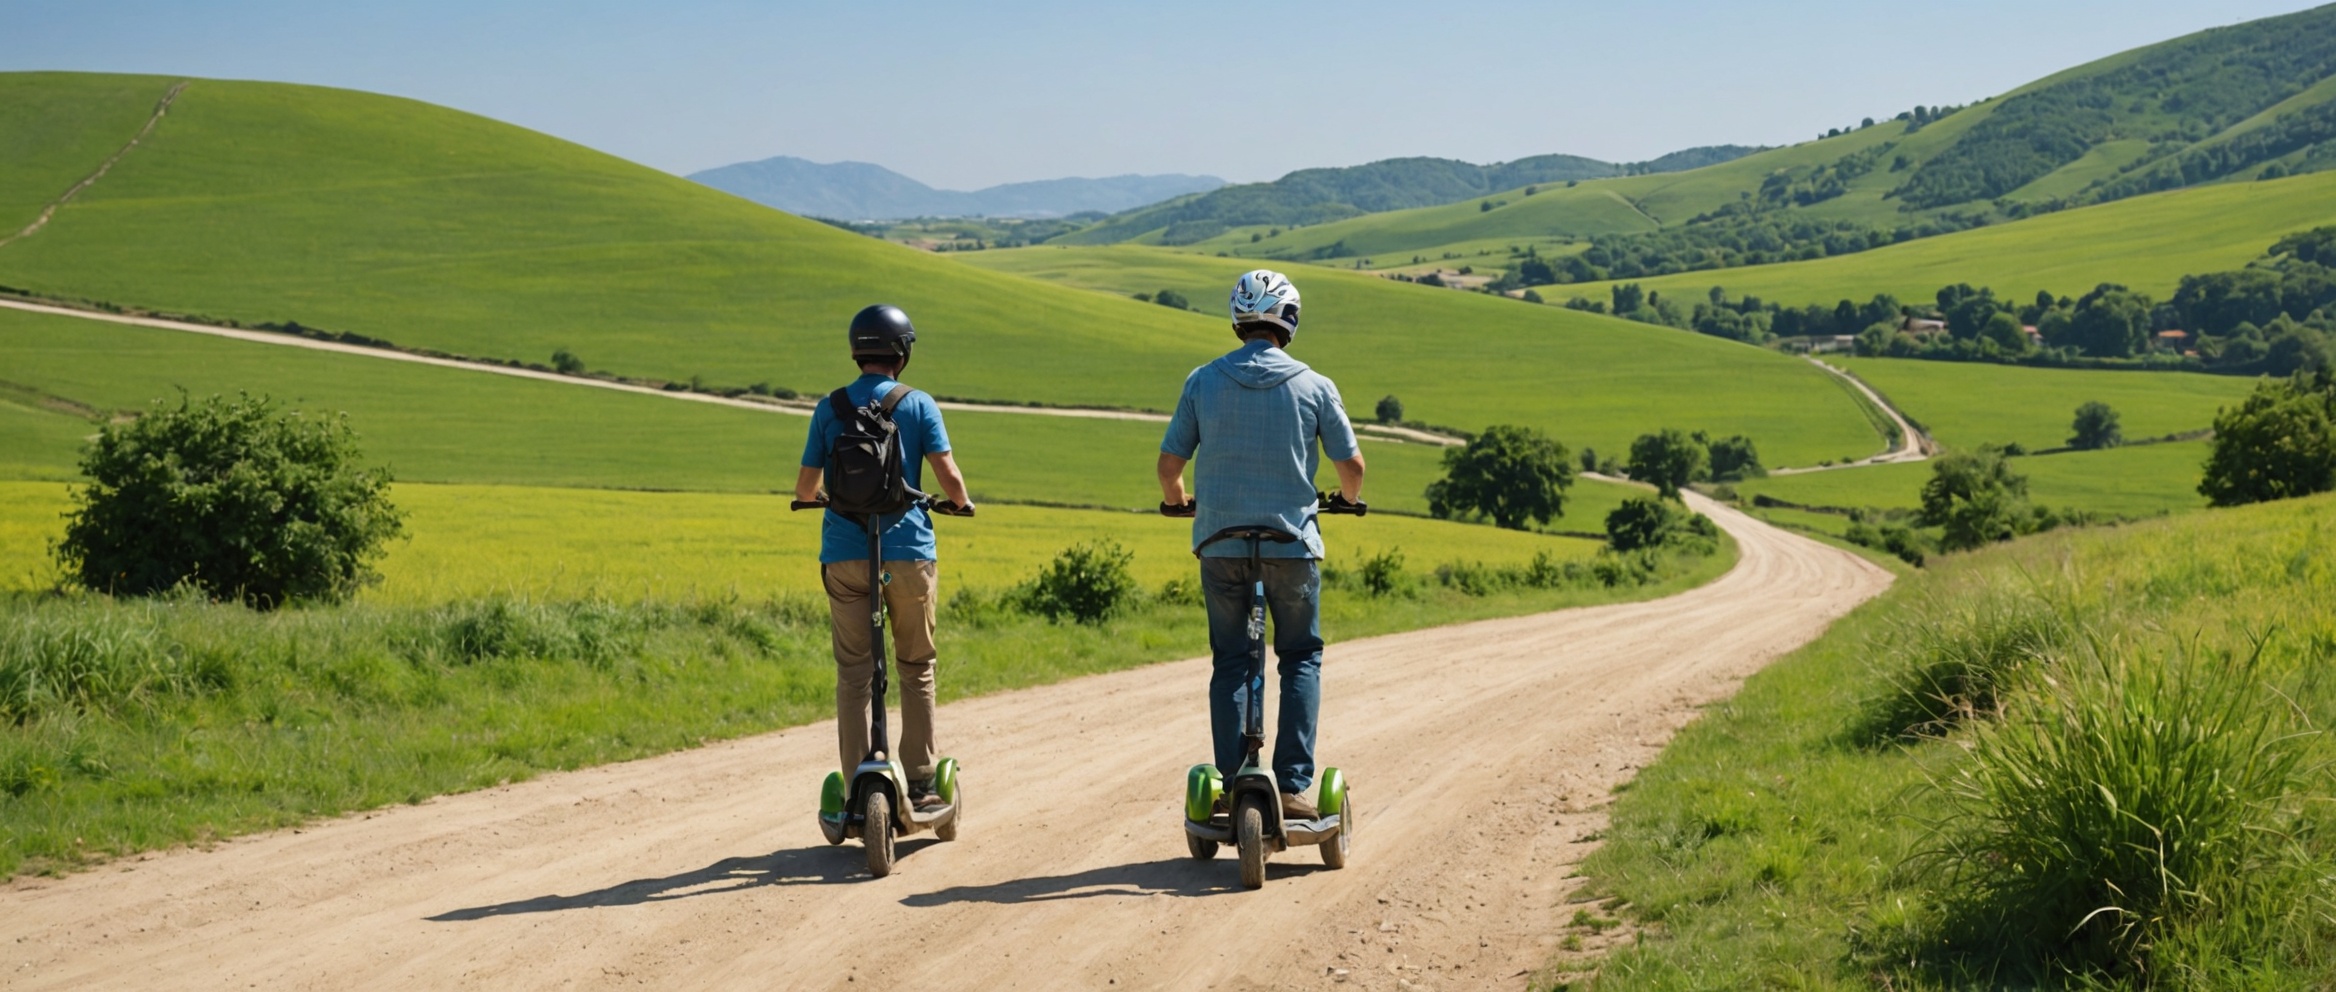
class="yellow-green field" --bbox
[1739,440,2214,521]
[1838,358,2253,450]
[0,481,1609,601]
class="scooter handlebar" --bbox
[791,496,974,517]
[1318,492,1369,516]
[1159,500,1197,518]
[790,499,828,511]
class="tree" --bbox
[1611,283,1646,315]
[1375,394,1405,424]
[1704,434,1765,480]
[2067,401,2122,450]
[55,392,405,607]
[2061,284,2153,357]
[1981,311,2029,352]
[1917,448,2037,552]
[1153,288,1190,311]
[1605,497,1713,552]
[551,348,586,374]
[1627,429,1708,500]
[2198,372,2336,506]
[1426,424,1575,530]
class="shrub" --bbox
[2068,400,2123,450]
[1153,288,1190,311]
[1843,517,1930,566]
[1357,547,1408,597]
[1703,433,1765,481]
[1374,394,1404,424]
[55,392,405,607]
[1015,541,1139,624]
[2198,371,2336,506]
[1154,575,1202,608]
[1605,497,1716,552]
[1426,424,1575,529]
[1921,643,2318,977]
[550,348,586,374]
[1918,447,2045,552]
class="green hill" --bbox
[1055,147,1763,247]
[0,72,1226,409]
[1556,168,2336,309]
[1144,5,2336,287]
[955,246,1887,467]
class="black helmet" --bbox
[849,304,916,362]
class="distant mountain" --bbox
[687,156,1225,220]
[1057,146,1767,245]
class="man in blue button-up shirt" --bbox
[1158,270,1365,819]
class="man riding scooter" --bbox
[1158,269,1365,821]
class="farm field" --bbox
[956,245,1886,467]
[1555,170,2336,310]
[0,481,1611,601]
[4,305,1636,517]
[1836,357,2252,450]
[1738,440,2214,521]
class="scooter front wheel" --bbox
[935,781,962,842]
[1235,798,1267,889]
[1321,792,1352,869]
[863,792,896,878]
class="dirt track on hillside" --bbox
[0,496,1890,991]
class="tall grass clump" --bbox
[1916,640,2325,982]
[1855,579,2076,743]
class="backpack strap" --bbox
[877,384,917,414]
[827,387,854,422]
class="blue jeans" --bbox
[1200,556,1323,794]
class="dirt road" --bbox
[0,496,1890,991]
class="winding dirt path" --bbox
[0,496,1889,991]
[1772,357,1932,473]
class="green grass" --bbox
[956,246,1886,467]
[1837,357,2254,450]
[0,480,1620,602]
[0,73,172,232]
[1739,442,2216,520]
[1556,169,2336,310]
[0,73,1230,410]
[1568,494,2336,990]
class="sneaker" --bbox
[909,780,947,811]
[1280,792,1318,820]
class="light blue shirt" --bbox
[801,374,951,564]
[1161,338,1360,559]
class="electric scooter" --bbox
[793,490,972,878]
[1167,492,1365,889]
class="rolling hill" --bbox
[686,155,1223,220]
[1148,4,2336,284]
[0,71,1884,465]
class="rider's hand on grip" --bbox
[1160,499,1197,518]
[932,499,975,517]
[1318,491,1368,516]
[790,498,829,511]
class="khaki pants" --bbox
[823,559,939,781]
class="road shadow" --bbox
[900,857,1328,907]
[427,840,939,921]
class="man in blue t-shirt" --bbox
[1158,270,1364,820]
[796,304,973,811]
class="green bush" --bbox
[1605,497,1717,552]
[55,393,405,607]
[2068,400,2124,450]
[1015,540,1140,625]
[1626,428,1707,500]
[1857,586,2072,742]
[1356,547,1408,597]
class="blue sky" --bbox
[3,1,2323,189]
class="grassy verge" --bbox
[1561,495,2335,991]
[0,530,1732,879]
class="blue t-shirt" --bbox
[800,374,952,564]
[1161,339,1360,559]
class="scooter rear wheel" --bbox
[1185,832,1219,861]
[1321,792,1352,869]
[1235,797,1267,889]
[863,792,896,878]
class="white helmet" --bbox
[1229,269,1301,340]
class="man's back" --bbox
[1161,337,1359,559]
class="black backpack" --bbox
[824,385,918,516]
